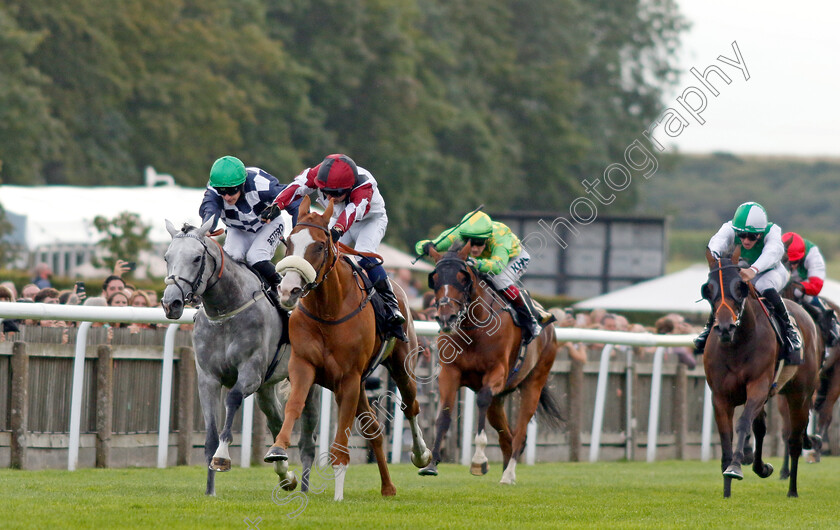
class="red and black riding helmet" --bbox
[315,154,358,196]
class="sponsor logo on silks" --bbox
[509,257,529,274]
[267,224,285,246]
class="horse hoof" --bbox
[382,485,397,497]
[411,449,432,469]
[210,457,231,472]
[754,462,773,479]
[264,446,288,463]
[499,477,516,486]
[723,464,743,480]
[279,472,298,492]
[418,463,438,476]
[779,470,790,480]
[787,491,798,498]
[470,461,489,476]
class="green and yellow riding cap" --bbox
[458,211,493,239]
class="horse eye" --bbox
[193,256,201,263]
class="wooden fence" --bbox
[2,326,839,469]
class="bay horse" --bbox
[161,219,319,496]
[701,247,818,498]
[778,281,840,470]
[420,242,562,484]
[263,196,431,501]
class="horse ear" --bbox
[457,242,472,260]
[731,245,741,264]
[165,219,178,239]
[428,246,442,262]
[705,247,716,267]
[299,195,311,216]
[198,218,214,237]
[323,198,334,220]
[700,282,712,301]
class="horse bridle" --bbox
[706,260,748,328]
[429,257,475,321]
[165,231,224,304]
[293,221,339,297]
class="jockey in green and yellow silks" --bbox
[416,211,553,344]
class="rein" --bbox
[292,221,374,325]
[165,231,224,304]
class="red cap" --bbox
[315,154,358,192]
[782,232,805,262]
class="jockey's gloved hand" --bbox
[330,226,344,242]
[422,242,435,256]
[260,204,281,223]
[466,257,477,267]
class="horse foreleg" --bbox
[785,393,810,498]
[356,390,396,497]
[751,408,774,478]
[725,387,768,482]
[197,371,222,496]
[778,395,792,479]
[266,359,315,462]
[385,350,431,468]
[330,374,362,501]
[419,366,460,477]
[213,366,262,473]
[257,384,297,492]
[470,386,493,476]
[298,385,320,492]
[711,396,735,498]
[487,398,513,485]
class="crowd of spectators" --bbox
[0,259,160,340]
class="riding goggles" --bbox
[735,231,759,241]
[467,238,488,246]
[214,185,241,197]
[322,188,350,198]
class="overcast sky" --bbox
[664,1,838,157]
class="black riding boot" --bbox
[812,298,840,347]
[511,292,541,345]
[763,288,803,364]
[253,260,282,308]
[693,312,715,355]
[372,278,408,342]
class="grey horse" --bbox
[161,219,318,496]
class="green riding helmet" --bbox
[731,202,768,234]
[459,211,494,239]
[209,156,247,187]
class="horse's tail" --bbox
[536,384,565,431]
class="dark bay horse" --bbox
[779,281,840,469]
[161,219,318,496]
[263,196,431,501]
[702,247,819,498]
[420,242,562,484]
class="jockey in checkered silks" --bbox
[199,155,300,307]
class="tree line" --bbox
[0,0,686,247]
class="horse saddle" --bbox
[342,256,390,338]
[341,256,396,381]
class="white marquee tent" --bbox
[574,264,840,314]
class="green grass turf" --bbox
[2,458,840,529]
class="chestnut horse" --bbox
[420,243,562,484]
[701,247,819,498]
[263,196,431,501]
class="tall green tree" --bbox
[92,212,153,273]
[0,6,65,184]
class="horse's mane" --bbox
[181,222,198,233]
[446,240,467,256]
